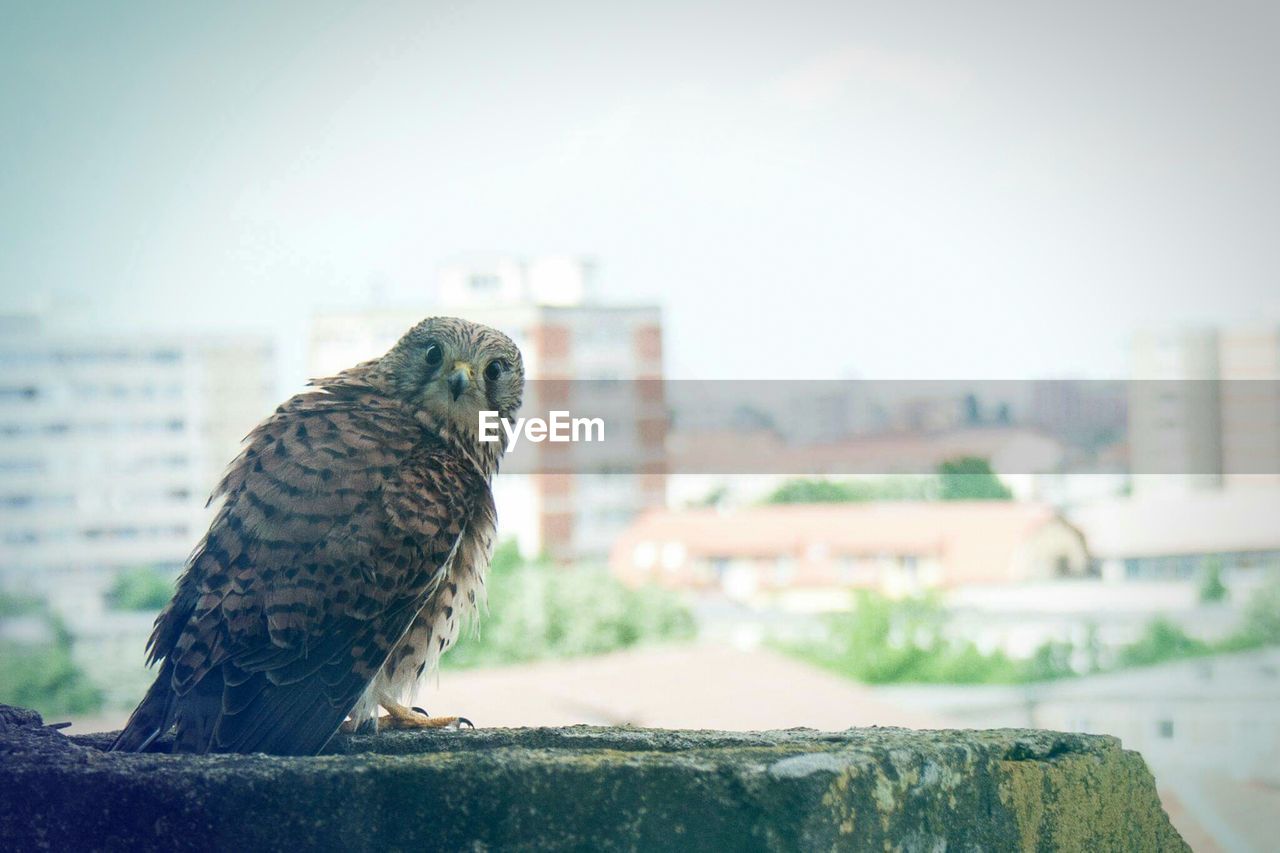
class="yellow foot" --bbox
[378,704,474,731]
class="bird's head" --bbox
[376,317,525,447]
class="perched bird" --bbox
[111,317,524,755]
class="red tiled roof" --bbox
[612,501,1064,585]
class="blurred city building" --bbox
[944,581,1243,659]
[929,485,1280,657]
[0,316,276,597]
[875,647,1280,851]
[663,427,1067,509]
[1031,647,1280,786]
[1069,486,1280,586]
[1219,326,1280,491]
[615,491,1278,660]
[611,502,1089,608]
[1027,380,1129,449]
[0,315,276,705]
[783,428,1064,492]
[1130,325,1280,495]
[309,256,665,562]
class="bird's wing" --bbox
[154,389,485,754]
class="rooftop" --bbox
[1070,487,1280,557]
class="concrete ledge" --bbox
[1,704,1187,851]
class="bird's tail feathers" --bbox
[110,661,177,752]
[172,669,224,754]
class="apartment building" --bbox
[0,316,276,616]
[1130,326,1280,494]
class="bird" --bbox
[110,317,524,755]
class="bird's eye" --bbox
[484,360,506,382]
[425,344,443,367]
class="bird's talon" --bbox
[412,706,429,715]
[377,705,472,731]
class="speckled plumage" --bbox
[112,318,523,755]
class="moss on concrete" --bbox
[0,704,1187,852]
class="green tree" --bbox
[106,567,174,612]
[1117,618,1209,668]
[488,538,525,576]
[782,582,1280,692]
[1081,622,1105,674]
[0,616,103,716]
[936,457,1012,501]
[0,591,42,617]
[782,591,1029,685]
[1022,639,1076,682]
[764,477,935,505]
[1235,579,1280,645]
[694,485,729,507]
[444,541,696,670]
[1198,559,1228,604]
[766,479,859,504]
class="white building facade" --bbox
[1130,325,1280,495]
[0,317,276,614]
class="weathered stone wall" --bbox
[0,705,1187,851]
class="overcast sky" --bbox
[3,0,1278,383]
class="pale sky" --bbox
[3,0,1278,383]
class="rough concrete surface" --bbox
[0,704,1187,852]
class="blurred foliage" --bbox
[936,457,1013,501]
[1116,617,1211,668]
[1224,578,1280,648]
[0,608,104,716]
[694,485,730,507]
[1197,559,1228,603]
[780,591,1030,685]
[764,477,936,505]
[1022,638,1078,682]
[0,590,43,617]
[106,567,174,612]
[782,579,1280,686]
[761,462,1010,505]
[488,538,523,575]
[444,541,696,670]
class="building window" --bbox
[468,274,501,294]
[901,555,918,577]
[661,542,686,572]
[632,542,656,571]
[0,386,37,400]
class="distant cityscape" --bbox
[1,257,1278,849]
[3,260,1279,626]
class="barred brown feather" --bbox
[111,317,523,755]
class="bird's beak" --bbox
[448,363,472,401]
